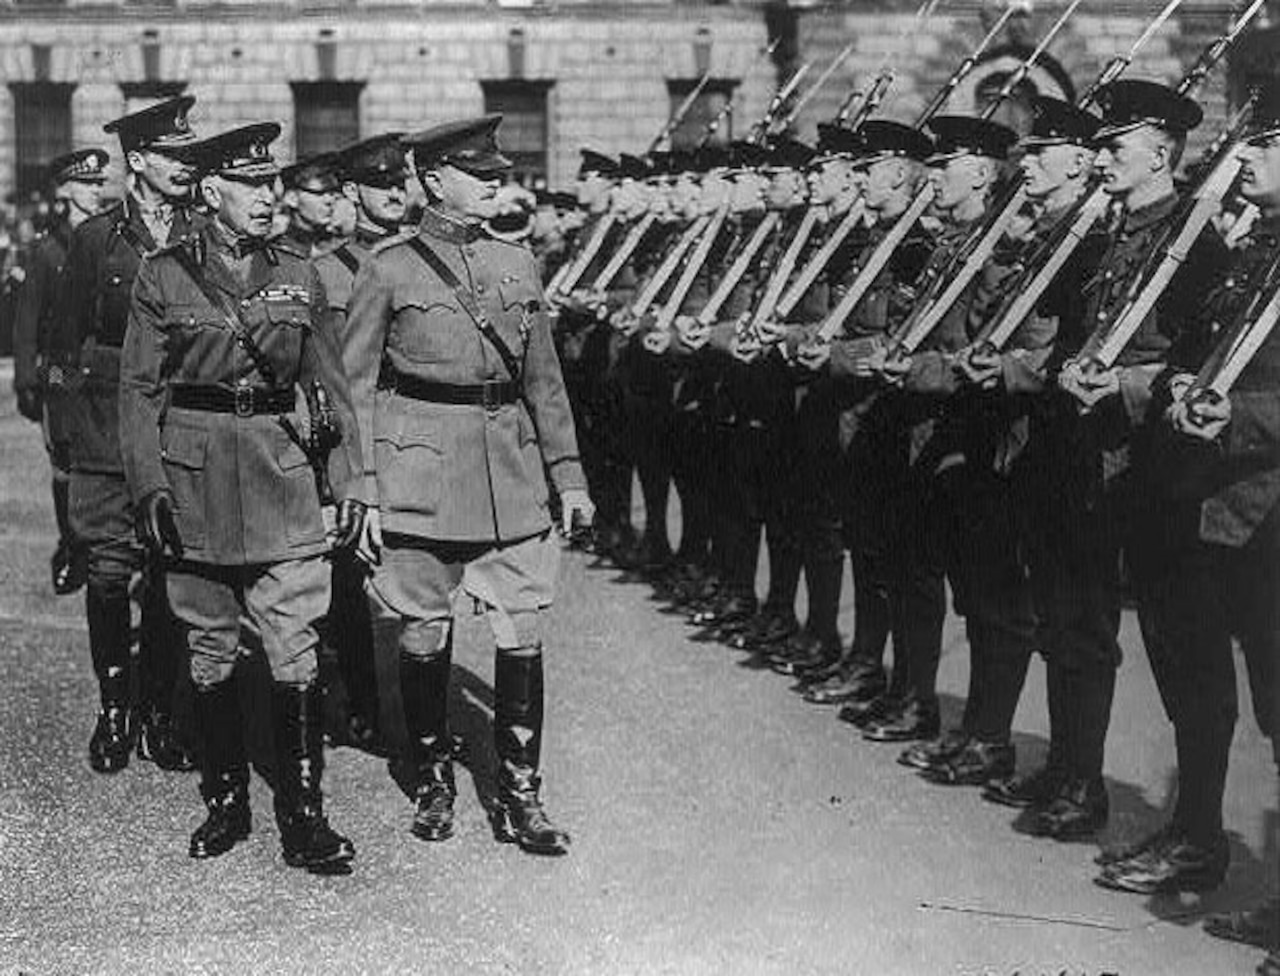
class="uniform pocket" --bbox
[376,422,444,516]
[277,432,324,547]
[160,423,208,549]
[390,294,466,364]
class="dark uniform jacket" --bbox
[118,223,363,566]
[1152,216,1280,548]
[54,197,203,475]
[12,221,74,444]
[344,207,585,543]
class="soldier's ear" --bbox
[341,181,359,204]
[198,176,222,213]
[125,150,148,176]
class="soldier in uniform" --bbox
[1092,82,1273,897]
[790,120,934,705]
[12,148,108,596]
[279,152,343,258]
[1054,80,1226,848]
[54,97,203,774]
[344,116,593,855]
[309,141,402,752]
[119,122,365,873]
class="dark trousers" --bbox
[1131,501,1280,846]
[622,386,675,558]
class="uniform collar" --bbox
[1121,192,1179,235]
[418,206,484,245]
[354,221,393,248]
[1247,214,1280,250]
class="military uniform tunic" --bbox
[120,227,363,566]
[345,208,584,545]
[12,220,74,466]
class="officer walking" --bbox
[54,97,203,774]
[344,115,593,855]
[119,122,366,873]
[12,148,108,596]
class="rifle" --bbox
[808,0,1040,344]
[587,212,658,294]
[976,0,1247,357]
[769,42,857,139]
[1183,249,1280,412]
[698,211,783,328]
[651,71,714,156]
[651,202,732,333]
[776,200,867,321]
[746,62,813,145]
[623,213,713,321]
[547,211,616,301]
[749,206,822,331]
[1079,90,1261,370]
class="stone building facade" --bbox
[1,0,1275,204]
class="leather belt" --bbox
[379,366,520,409]
[171,384,295,417]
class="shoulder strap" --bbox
[404,235,523,382]
[333,245,360,275]
[169,246,280,389]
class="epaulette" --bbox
[271,236,309,261]
[373,229,414,254]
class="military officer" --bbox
[119,122,365,873]
[54,97,203,774]
[1054,80,1227,851]
[12,148,108,596]
[344,116,593,855]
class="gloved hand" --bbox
[136,490,184,558]
[560,489,595,540]
[332,499,366,551]
[16,386,42,423]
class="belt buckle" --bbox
[234,386,254,417]
[481,380,502,413]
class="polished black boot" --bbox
[86,589,134,773]
[400,652,456,842]
[135,574,195,772]
[491,652,570,856]
[189,681,251,859]
[272,683,355,874]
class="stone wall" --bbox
[0,0,1263,203]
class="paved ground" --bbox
[0,360,1274,976]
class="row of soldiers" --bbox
[12,96,589,872]
[541,68,1280,965]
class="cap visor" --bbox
[451,152,513,175]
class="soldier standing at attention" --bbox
[1055,80,1226,853]
[303,145,390,753]
[344,116,593,855]
[12,149,108,597]
[119,122,366,872]
[54,97,203,774]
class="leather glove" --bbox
[560,488,595,540]
[16,386,42,423]
[136,490,183,558]
[332,499,366,551]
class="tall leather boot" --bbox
[400,651,456,842]
[272,683,355,874]
[135,567,195,771]
[189,681,251,858]
[86,587,134,773]
[491,651,570,855]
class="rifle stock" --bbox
[697,211,780,326]
[776,200,866,320]
[751,206,821,330]
[627,214,711,318]
[654,203,731,332]
[589,213,657,293]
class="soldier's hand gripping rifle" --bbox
[1179,248,1280,426]
[810,0,1042,346]
[974,0,1250,360]
[880,0,1087,365]
[1078,87,1263,372]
